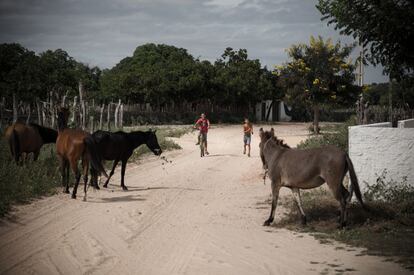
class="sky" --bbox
[0,0,388,83]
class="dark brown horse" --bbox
[4,122,57,163]
[90,129,162,190]
[56,108,108,199]
[259,128,366,227]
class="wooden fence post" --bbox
[114,99,121,129]
[107,102,112,131]
[12,93,18,123]
[99,103,105,130]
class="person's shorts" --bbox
[244,134,251,145]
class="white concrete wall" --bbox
[278,102,292,122]
[398,118,414,128]
[349,122,414,191]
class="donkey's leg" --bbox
[120,160,128,191]
[291,188,307,225]
[70,159,81,199]
[263,181,281,226]
[103,159,119,188]
[328,180,349,228]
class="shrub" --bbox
[297,116,357,152]
[0,141,61,216]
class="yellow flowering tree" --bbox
[275,36,360,133]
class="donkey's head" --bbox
[145,130,162,156]
[259,128,274,169]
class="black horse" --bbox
[90,130,162,190]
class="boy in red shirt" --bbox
[194,113,210,155]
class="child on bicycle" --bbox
[194,113,210,155]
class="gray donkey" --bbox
[259,128,366,227]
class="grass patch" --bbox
[0,140,61,217]
[273,180,414,271]
[298,117,357,152]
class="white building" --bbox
[255,100,292,122]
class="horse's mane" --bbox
[29,123,58,143]
[263,130,290,148]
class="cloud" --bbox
[0,0,387,83]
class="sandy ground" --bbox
[0,123,411,275]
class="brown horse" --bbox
[56,108,107,199]
[259,128,365,227]
[4,122,58,163]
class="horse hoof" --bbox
[122,186,128,191]
[64,190,70,194]
[103,184,108,188]
[71,194,77,199]
[93,185,100,190]
[263,220,272,226]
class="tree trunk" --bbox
[26,104,31,124]
[36,99,42,125]
[50,91,55,128]
[120,104,124,129]
[42,102,47,126]
[114,99,121,129]
[0,97,4,128]
[99,103,105,130]
[12,93,18,123]
[313,105,320,134]
[89,116,94,132]
[107,102,112,130]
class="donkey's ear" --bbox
[270,128,275,136]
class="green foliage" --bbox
[100,44,280,107]
[0,43,103,109]
[317,0,414,80]
[0,141,60,216]
[297,116,357,151]
[276,36,359,108]
[364,170,414,204]
[363,81,414,108]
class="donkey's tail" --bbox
[345,153,368,210]
[10,128,20,163]
[84,135,108,178]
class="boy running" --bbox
[243,118,253,157]
[194,113,210,155]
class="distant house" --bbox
[255,100,292,122]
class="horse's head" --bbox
[57,107,70,131]
[146,129,162,156]
[259,128,274,169]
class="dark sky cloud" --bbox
[0,0,387,83]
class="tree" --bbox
[275,36,359,133]
[214,47,281,107]
[317,0,414,80]
[0,43,43,102]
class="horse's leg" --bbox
[263,180,281,226]
[120,160,128,191]
[291,188,307,225]
[103,159,119,188]
[82,158,89,200]
[58,156,70,194]
[70,159,81,199]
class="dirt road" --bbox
[0,124,410,274]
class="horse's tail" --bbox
[84,135,108,178]
[345,153,368,210]
[10,128,20,163]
